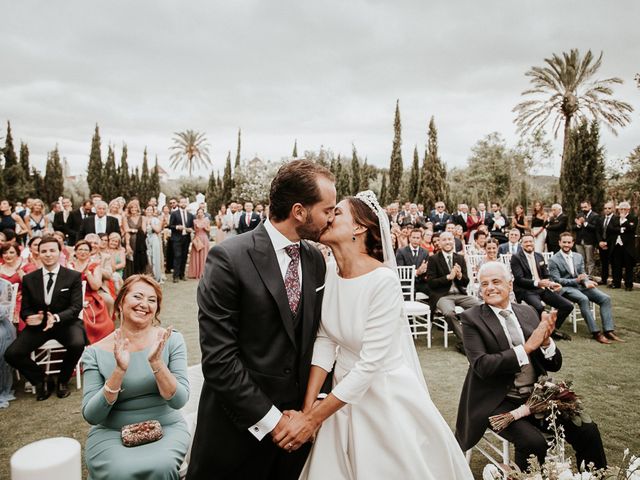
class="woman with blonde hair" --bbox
[531,201,547,252]
[82,275,190,479]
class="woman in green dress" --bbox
[82,274,190,479]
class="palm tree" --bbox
[169,130,212,177]
[513,49,633,174]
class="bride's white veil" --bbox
[354,191,429,392]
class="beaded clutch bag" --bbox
[121,420,163,447]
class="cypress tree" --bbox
[0,149,4,199]
[235,129,241,170]
[292,139,298,158]
[130,167,140,198]
[43,146,64,204]
[388,100,403,201]
[87,124,103,195]
[222,151,233,204]
[379,172,388,206]
[118,144,130,199]
[3,121,26,201]
[408,145,420,202]
[140,147,150,204]
[150,156,161,199]
[19,142,33,197]
[420,116,448,210]
[206,171,218,213]
[103,145,117,201]
[350,144,361,195]
[31,167,45,200]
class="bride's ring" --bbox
[286,443,293,451]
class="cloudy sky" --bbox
[2,1,638,178]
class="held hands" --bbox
[272,410,320,452]
[577,273,588,282]
[42,312,57,331]
[25,311,44,327]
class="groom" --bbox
[187,160,336,480]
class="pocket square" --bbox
[60,288,69,292]
[315,285,325,292]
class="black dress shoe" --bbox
[625,286,633,292]
[56,382,70,399]
[551,330,572,341]
[172,278,178,284]
[35,382,51,401]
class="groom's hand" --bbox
[273,410,319,452]
[270,412,291,439]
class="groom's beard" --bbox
[296,212,327,242]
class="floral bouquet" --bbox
[489,377,582,433]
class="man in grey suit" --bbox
[456,261,606,471]
[548,231,623,344]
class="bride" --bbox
[273,191,473,479]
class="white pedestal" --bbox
[11,437,81,480]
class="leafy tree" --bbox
[43,146,64,204]
[221,151,233,204]
[388,100,403,201]
[102,145,117,201]
[420,116,448,210]
[335,156,351,199]
[561,121,606,221]
[87,124,103,195]
[407,145,420,202]
[169,130,211,176]
[514,49,633,177]
[292,139,298,158]
[350,144,361,195]
[231,158,278,203]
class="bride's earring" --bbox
[352,230,356,241]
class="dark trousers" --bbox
[599,246,611,283]
[172,236,191,279]
[518,290,574,329]
[165,238,174,273]
[612,245,636,288]
[4,322,86,385]
[493,397,607,471]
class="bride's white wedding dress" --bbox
[299,266,473,480]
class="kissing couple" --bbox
[187,160,473,480]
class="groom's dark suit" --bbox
[187,221,327,480]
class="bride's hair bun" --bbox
[347,197,384,262]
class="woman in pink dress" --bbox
[0,244,37,332]
[187,208,211,279]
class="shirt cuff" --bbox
[54,314,61,323]
[540,339,556,359]
[513,345,530,366]
[248,405,282,441]
[533,280,539,287]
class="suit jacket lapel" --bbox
[479,304,510,351]
[300,242,316,355]
[247,223,297,348]
[32,268,46,306]
[518,251,533,277]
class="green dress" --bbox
[82,332,190,480]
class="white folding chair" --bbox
[465,429,511,475]
[8,283,19,324]
[28,281,87,393]
[499,253,512,271]
[396,266,432,343]
[570,301,597,333]
[542,251,553,262]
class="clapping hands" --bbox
[524,310,556,354]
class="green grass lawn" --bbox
[1,280,638,479]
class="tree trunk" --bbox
[559,114,573,202]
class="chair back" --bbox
[499,253,512,271]
[542,251,553,262]
[396,266,416,301]
[79,280,87,320]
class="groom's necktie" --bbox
[284,245,301,313]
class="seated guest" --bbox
[0,244,37,331]
[498,228,522,256]
[426,232,481,353]
[24,237,43,268]
[396,228,430,296]
[396,224,411,250]
[455,262,607,472]
[4,236,84,400]
[82,275,190,480]
[510,234,573,340]
[420,229,435,254]
[548,232,622,344]
[429,201,451,233]
[453,225,466,252]
[480,239,500,267]
[431,232,441,254]
[0,277,16,408]
[68,241,115,344]
[468,230,488,255]
[445,223,464,253]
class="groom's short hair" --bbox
[269,160,334,222]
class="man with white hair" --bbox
[429,201,451,233]
[611,201,637,291]
[76,200,120,242]
[453,203,469,233]
[455,261,606,472]
[545,203,567,253]
[399,203,425,228]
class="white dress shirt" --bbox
[41,264,63,324]
[248,218,303,441]
[561,251,575,276]
[95,215,106,234]
[488,304,556,367]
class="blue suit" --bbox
[548,251,614,333]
